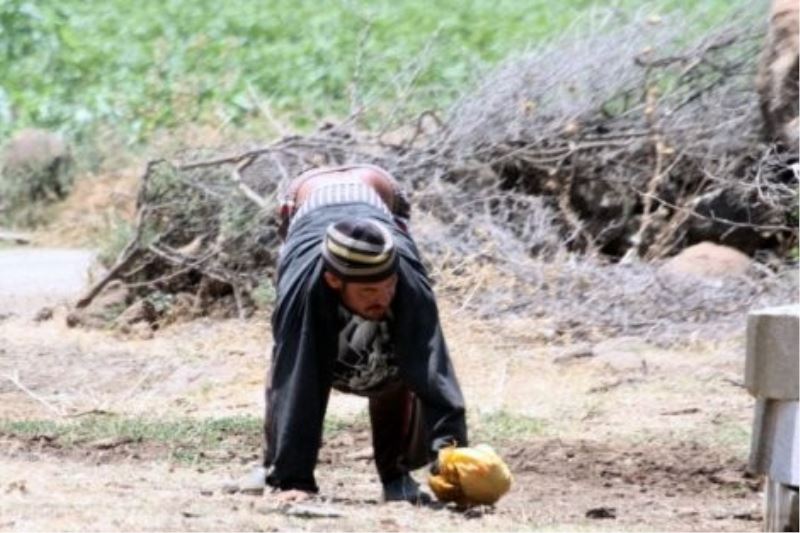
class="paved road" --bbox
[0,248,95,317]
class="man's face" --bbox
[324,272,398,320]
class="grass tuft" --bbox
[472,410,548,442]
[0,412,362,464]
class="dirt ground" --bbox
[0,257,767,533]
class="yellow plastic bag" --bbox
[428,444,512,505]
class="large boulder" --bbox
[0,128,73,220]
[659,241,751,279]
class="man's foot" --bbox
[382,474,432,504]
[221,466,267,495]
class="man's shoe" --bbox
[221,466,268,495]
[382,473,432,504]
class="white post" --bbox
[745,304,799,532]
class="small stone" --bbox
[586,506,616,519]
[114,299,157,328]
[33,307,53,322]
[5,480,28,494]
[65,311,82,328]
[220,483,238,495]
[553,344,594,364]
[89,436,134,450]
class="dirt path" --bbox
[0,249,766,531]
[0,247,94,318]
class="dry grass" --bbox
[0,306,763,531]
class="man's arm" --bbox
[391,255,468,456]
[265,260,332,492]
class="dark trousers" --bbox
[368,381,429,483]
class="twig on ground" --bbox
[2,371,65,417]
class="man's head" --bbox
[321,218,398,320]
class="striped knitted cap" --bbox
[321,218,398,282]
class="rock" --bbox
[220,483,239,495]
[33,307,53,322]
[5,480,28,494]
[553,344,594,364]
[92,280,130,310]
[660,242,751,279]
[113,299,157,328]
[586,506,616,519]
[89,436,134,450]
[65,311,81,328]
[2,129,67,170]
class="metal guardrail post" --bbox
[745,304,799,532]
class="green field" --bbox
[1,0,744,144]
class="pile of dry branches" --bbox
[437,8,797,260]
[76,8,798,342]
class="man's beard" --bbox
[361,305,388,320]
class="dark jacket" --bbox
[264,202,468,492]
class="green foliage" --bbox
[147,290,175,315]
[141,162,222,242]
[0,0,741,143]
[473,410,547,441]
[0,190,46,227]
[251,278,276,308]
[0,414,263,463]
[219,192,258,239]
[323,411,366,435]
[96,214,135,267]
[0,414,254,444]
[0,412,360,464]
[0,418,58,435]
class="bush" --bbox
[0,0,741,142]
[0,128,73,226]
